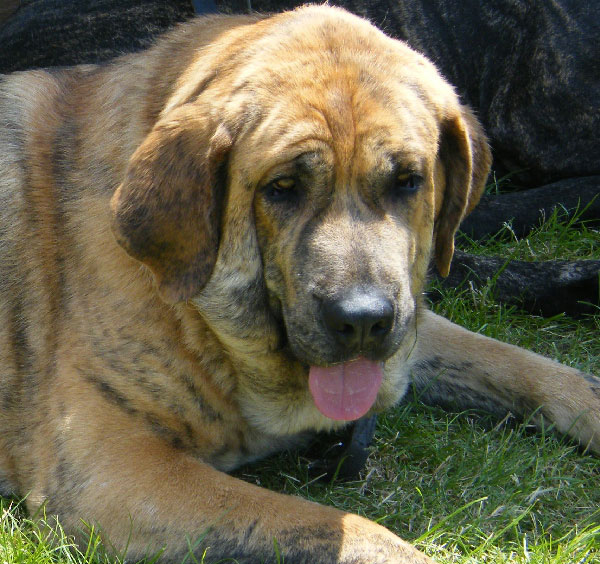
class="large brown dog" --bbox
[0,6,598,564]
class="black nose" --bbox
[322,288,394,351]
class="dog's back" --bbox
[0,25,202,496]
[0,69,87,497]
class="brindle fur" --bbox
[0,6,598,564]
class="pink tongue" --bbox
[308,358,383,421]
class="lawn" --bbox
[1,209,599,563]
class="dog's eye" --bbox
[392,172,422,197]
[264,177,298,204]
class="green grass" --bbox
[1,210,599,563]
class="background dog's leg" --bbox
[409,309,600,454]
[431,251,600,318]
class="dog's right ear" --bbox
[110,106,232,304]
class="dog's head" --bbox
[111,6,490,432]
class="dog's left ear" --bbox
[110,106,232,303]
[435,105,491,277]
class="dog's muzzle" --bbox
[308,287,398,422]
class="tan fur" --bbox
[0,6,598,564]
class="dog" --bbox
[0,6,598,563]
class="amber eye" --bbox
[264,177,299,204]
[274,178,296,190]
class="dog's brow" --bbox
[294,151,323,171]
[386,151,424,173]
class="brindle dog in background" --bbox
[0,5,599,564]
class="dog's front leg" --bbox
[409,309,600,454]
[29,397,434,564]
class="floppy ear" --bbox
[110,107,232,303]
[435,105,491,277]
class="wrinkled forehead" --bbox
[225,13,458,186]
[238,76,442,186]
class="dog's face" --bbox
[111,6,490,433]
[243,80,442,422]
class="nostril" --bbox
[338,323,355,336]
[370,318,392,337]
[323,305,361,344]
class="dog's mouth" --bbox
[271,311,386,421]
[267,291,393,421]
[308,358,383,421]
